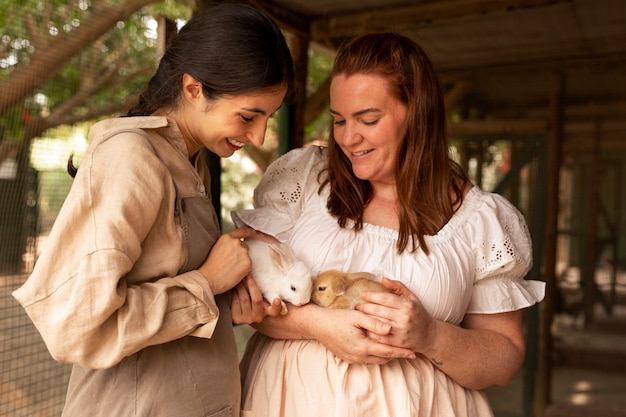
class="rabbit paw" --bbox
[280,301,288,315]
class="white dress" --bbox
[232,146,545,417]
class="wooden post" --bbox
[535,72,564,416]
[280,32,309,153]
[583,121,601,322]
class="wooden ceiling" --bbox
[248,0,626,152]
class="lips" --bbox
[227,138,245,148]
[352,149,373,157]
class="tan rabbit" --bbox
[310,269,392,309]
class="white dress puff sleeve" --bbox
[461,190,545,314]
[231,146,326,242]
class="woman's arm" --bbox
[231,281,415,364]
[358,278,526,390]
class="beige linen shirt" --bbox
[14,116,220,367]
[13,117,241,417]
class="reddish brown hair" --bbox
[322,32,468,254]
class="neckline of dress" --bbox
[361,186,481,243]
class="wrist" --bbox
[421,318,443,365]
[295,303,319,340]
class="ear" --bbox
[182,73,203,102]
[268,244,287,273]
[331,279,346,296]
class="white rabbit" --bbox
[245,238,312,315]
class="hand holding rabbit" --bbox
[231,275,283,325]
[197,227,257,295]
[356,277,437,354]
[304,303,416,364]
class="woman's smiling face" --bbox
[191,89,286,158]
[174,74,287,158]
[330,73,407,187]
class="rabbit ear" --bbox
[268,244,290,273]
[332,278,346,296]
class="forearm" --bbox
[422,311,526,390]
[251,303,318,340]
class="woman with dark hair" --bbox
[232,33,544,417]
[13,4,294,417]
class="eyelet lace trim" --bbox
[477,216,527,277]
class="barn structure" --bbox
[1,1,624,416]
[238,0,626,416]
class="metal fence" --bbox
[1,158,72,416]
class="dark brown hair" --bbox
[322,32,468,254]
[128,3,295,116]
[69,4,295,177]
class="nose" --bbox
[246,122,267,147]
[337,122,362,146]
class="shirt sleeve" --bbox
[465,191,545,314]
[12,132,219,369]
[232,145,326,242]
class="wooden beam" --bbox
[450,118,626,151]
[248,0,310,37]
[310,0,570,40]
[438,52,626,84]
[449,119,548,136]
[525,99,626,120]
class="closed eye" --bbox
[240,115,253,123]
[291,285,296,292]
[317,286,327,291]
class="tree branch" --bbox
[0,0,158,114]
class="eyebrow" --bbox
[329,107,381,117]
[241,104,283,116]
[241,107,268,116]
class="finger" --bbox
[229,227,258,240]
[357,355,393,366]
[231,290,251,324]
[264,298,283,317]
[245,275,265,304]
[351,339,415,363]
[234,284,253,314]
[231,290,242,312]
[356,302,395,322]
[381,278,416,299]
[358,314,392,336]
[370,344,416,360]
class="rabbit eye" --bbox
[291,285,296,292]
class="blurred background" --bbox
[1,1,625,416]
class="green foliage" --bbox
[306,49,333,94]
[0,107,26,141]
[220,154,262,233]
[1,0,192,143]
[304,49,333,145]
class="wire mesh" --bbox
[1,166,71,416]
